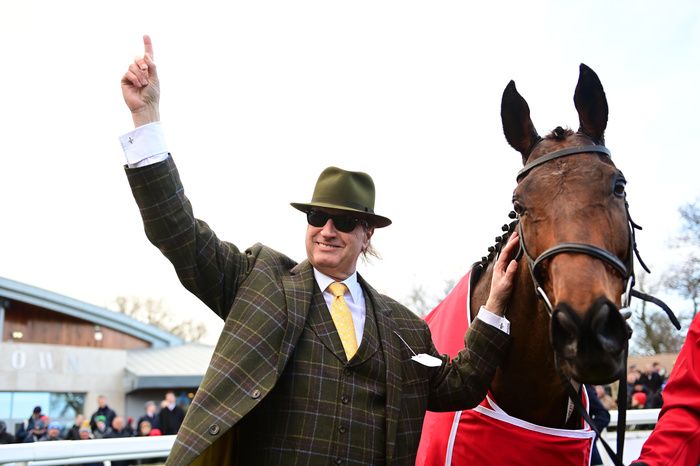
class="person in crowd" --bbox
[89,395,116,432]
[137,419,153,437]
[92,415,109,439]
[23,417,47,442]
[632,390,648,409]
[21,405,44,441]
[78,421,93,440]
[0,421,15,444]
[40,422,63,441]
[105,416,131,439]
[631,313,700,466]
[136,401,160,431]
[118,35,518,465]
[158,391,184,436]
[63,414,85,440]
[595,384,617,410]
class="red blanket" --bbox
[416,271,595,466]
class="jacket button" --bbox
[341,395,349,404]
[334,458,342,465]
[251,389,261,399]
[208,424,220,435]
[338,425,346,433]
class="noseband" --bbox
[514,144,636,315]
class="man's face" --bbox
[165,393,175,404]
[48,427,60,439]
[146,404,156,415]
[305,208,373,280]
[97,396,106,408]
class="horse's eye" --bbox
[513,201,526,215]
[614,180,626,197]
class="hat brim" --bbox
[291,202,392,228]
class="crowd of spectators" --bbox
[0,391,185,446]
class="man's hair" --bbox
[361,223,380,261]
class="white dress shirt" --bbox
[118,123,511,341]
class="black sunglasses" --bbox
[307,210,364,233]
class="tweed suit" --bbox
[125,156,512,466]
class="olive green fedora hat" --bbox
[291,166,392,228]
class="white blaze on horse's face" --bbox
[502,64,630,384]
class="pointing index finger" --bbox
[143,34,154,59]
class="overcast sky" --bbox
[2,1,698,343]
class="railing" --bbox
[0,436,175,466]
[600,408,660,466]
[0,410,663,466]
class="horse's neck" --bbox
[471,262,578,429]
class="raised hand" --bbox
[121,35,160,127]
[485,231,520,316]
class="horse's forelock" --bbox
[545,126,574,141]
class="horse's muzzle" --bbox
[550,297,628,384]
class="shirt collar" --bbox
[313,268,362,303]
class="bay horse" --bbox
[417,64,678,466]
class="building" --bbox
[0,276,214,435]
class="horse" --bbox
[417,64,650,466]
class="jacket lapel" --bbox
[359,275,402,466]
[278,260,316,375]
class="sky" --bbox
[1,1,699,344]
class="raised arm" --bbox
[120,36,253,319]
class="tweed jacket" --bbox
[125,157,512,466]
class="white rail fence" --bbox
[0,436,175,466]
[0,409,661,466]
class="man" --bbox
[89,395,116,432]
[0,421,15,444]
[22,418,47,443]
[119,35,518,466]
[137,401,160,432]
[64,414,85,440]
[158,391,185,435]
[40,422,63,441]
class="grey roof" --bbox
[0,276,183,348]
[125,343,215,391]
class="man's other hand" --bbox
[485,231,519,316]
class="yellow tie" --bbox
[328,282,358,360]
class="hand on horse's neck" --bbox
[472,261,580,429]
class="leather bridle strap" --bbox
[533,243,629,279]
[517,145,612,180]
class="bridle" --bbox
[514,144,636,316]
[509,142,680,466]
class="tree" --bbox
[666,198,700,320]
[403,279,457,318]
[630,272,684,355]
[111,296,206,342]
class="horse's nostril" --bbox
[552,308,579,359]
[590,300,624,354]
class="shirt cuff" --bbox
[119,122,169,168]
[476,306,511,334]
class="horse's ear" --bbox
[501,80,540,163]
[574,63,608,144]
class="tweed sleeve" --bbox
[427,318,511,411]
[125,156,254,319]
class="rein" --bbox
[506,143,680,466]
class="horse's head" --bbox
[501,64,630,385]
